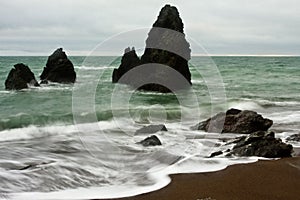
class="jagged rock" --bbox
[40,48,76,83]
[137,135,162,147]
[112,4,192,93]
[112,47,141,83]
[286,134,300,142]
[136,124,168,134]
[5,63,39,90]
[209,151,223,158]
[228,131,293,158]
[192,108,273,134]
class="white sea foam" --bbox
[9,156,259,200]
[265,111,300,124]
[75,65,114,70]
[0,118,298,200]
[229,101,263,110]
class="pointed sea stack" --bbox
[5,63,39,90]
[112,4,192,93]
[40,48,76,83]
[112,47,141,83]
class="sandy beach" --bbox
[110,156,300,200]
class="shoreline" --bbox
[107,156,300,200]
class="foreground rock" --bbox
[228,131,293,158]
[112,4,192,93]
[5,63,39,90]
[137,135,162,147]
[40,48,76,83]
[192,108,273,134]
[136,124,168,134]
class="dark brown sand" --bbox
[107,156,300,200]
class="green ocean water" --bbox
[0,56,299,131]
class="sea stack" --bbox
[112,4,192,93]
[40,48,76,83]
[5,63,39,90]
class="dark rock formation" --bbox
[192,108,273,134]
[137,135,162,147]
[40,48,76,83]
[228,131,293,158]
[112,4,192,93]
[135,124,168,134]
[286,133,300,142]
[5,63,39,90]
[209,151,223,158]
[112,47,141,83]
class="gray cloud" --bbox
[0,0,299,55]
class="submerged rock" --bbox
[192,108,273,134]
[228,131,293,158]
[135,124,168,134]
[5,63,39,90]
[286,133,300,142]
[137,135,162,147]
[40,48,76,83]
[112,4,192,93]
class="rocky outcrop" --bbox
[286,133,300,142]
[209,151,223,158]
[228,131,293,158]
[5,63,39,90]
[40,48,76,83]
[135,124,168,134]
[112,47,141,83]
[137,135,162,147]
[192,109,273,134]
[112,4,192,93]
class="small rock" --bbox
[40,80,49,84]
[209,151,223,158]
[137,135,162,147]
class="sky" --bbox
[0,0,299,56]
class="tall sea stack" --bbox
[112,4,192,93]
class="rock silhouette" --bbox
[5,63,39,90]
[112,47,141,83]
[112,4,192,93]
[192,108,273,134]
[40,48,76,83]
[135,124,168,134]
[228,131,293,158]
[137,135,162,147]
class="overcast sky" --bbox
[0,0,299,56]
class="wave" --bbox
[75,66,115,70]
[9,157,259,200]
[265,111,300,124]
[0,118,298,200]
[228,101,263,111]
[228,98,300,111]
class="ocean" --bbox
[0,56,299,199]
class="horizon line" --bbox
[1,54,299,57]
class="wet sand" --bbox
[108,156,300,200]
